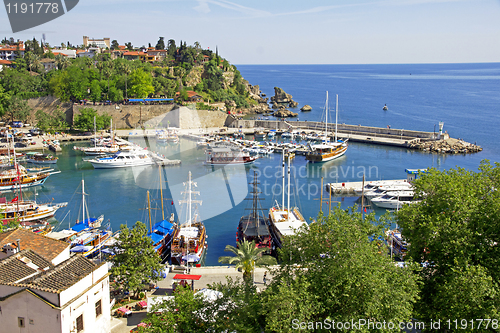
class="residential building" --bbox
[40,58,57,72]
[83,36,111,49]
[147,49,168,61]
[0,59,13,71]
[123,51,146,61]
[0,228,69,265]
[77,47,101,58]
[0,249,111,333]
[51,49,76,58]
[175,90,204,102]
[0,41,25,61]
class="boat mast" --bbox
[147,190,152,232]
[93,116,96,148]
[159,167,165,221]
[325,91,328,139]
[335,94,338,143]
[281,149,285,209]
[81,179,85,224]
[287,149,291,221]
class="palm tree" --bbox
[218,239,276,282]
[55,54,69,70]
[25,52,40,73]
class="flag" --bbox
[13,177,19,181]
[11,196,18,203]
[364,207,367,213]
[171,201,174,205]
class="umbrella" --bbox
[101,248,115,255]
[70,245,92,253]
[195,288,223,302]
[182,254,200,263]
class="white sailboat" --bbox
[306,92,348,163]
[268,149,307,248]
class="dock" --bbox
[326,180,407,196]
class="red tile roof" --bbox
[0,228,69,263]
[0,60,12,65]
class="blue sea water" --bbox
[35,63,500,266]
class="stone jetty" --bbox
[407,138,482,154]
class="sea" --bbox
[22,63,500,266]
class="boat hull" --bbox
[306,144,348,163]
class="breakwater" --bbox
[226,119,481,153]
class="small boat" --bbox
[383,104,388,110]
[237,172,273,254]
[171,172,207,265]
[0,164,56,192]
[26,152,58,164]
[0,197,67,224]
[306,92,348,163]
[70,228,112,258]
[88,149,155,169]
[254,131,266,140]
[156,130,168,143]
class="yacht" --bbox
[370,190,416,209]
[88,149,155,169]
[268,150,307,249]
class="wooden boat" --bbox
[70,228,113,258]
[268,150,307,249]
[386,229,407,258]
[171,172,207,265]
[26,152,58,164]
[0,197,67,224]
[237,172,273,254]
[0,165,57,192]
[306,92,348,163]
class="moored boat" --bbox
[0,165,57,192]
[306,92,349,163]
[88,149,155,169]
[26,152,58,164]
[237,172,273,253]
[205,144,257,165]
[268,150,307,249]
[370,190,416,209]
[171,171,207,265]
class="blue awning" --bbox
[128,98,174,102]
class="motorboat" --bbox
[370,190,416,209]
[88,149,155,169]
[26,152,58,164]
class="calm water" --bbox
[27,63,500,266]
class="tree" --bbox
[111,221,163,299]
[55,54,70,70]
[155,37,165,50]
[396,162,500,322]
[5,95,31,122]
[128,69,154,98]
[89,80,101,102]
[167,39,176,57]
[24,51,41,73]
[118,62,131,99]
[218,239,276,281]
[125,42,133,51]
[111,39,119,50]
[0,85,10,118]
[73,107,111,131]
[269,208,420,330]
[35,108,68,132]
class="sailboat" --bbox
[145,167,177,263]
[305,92,348,163]
[268,149,307,249]
[170,171,207,265]
[237,172,273,253]
[69,179,104,233]
[73,118,119,156]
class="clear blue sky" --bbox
[1,0,500,64]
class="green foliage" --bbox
[271,207,420,331]
[396,161,500,322]
[89,80,101,102]
[111,39,119,50]
[110,221,163,298]
[5,95,32,121]
[129,69,154,98]
[218,239,277,281]
[155,37,165,50]
[73,108,111,131]
[35,108,68,132]
[0,85,10,117]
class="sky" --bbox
[1,0,500,64]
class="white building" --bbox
[83,36,110,49]
[0,43,25,60]
[0,229,111,333]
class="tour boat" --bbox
[88,149,155,169]
[268,150,307,249]
[0,197,67,224]
[70,228,113,258]
[26,152,58,164]
[306,92,348,163]
[171,172,207,265]
[237,172,273,253]
[204,144,257,165]
[383,104,388,110]
[0,165,57,192]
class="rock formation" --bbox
[272,106,298,118]
[270,87,298,108]
[300,105,312,111]
[407,138,482,154]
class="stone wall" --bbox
[26,96,73,125]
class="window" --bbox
[95,299,102,317]
[18,317,25,327]
[76,314,83,332]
